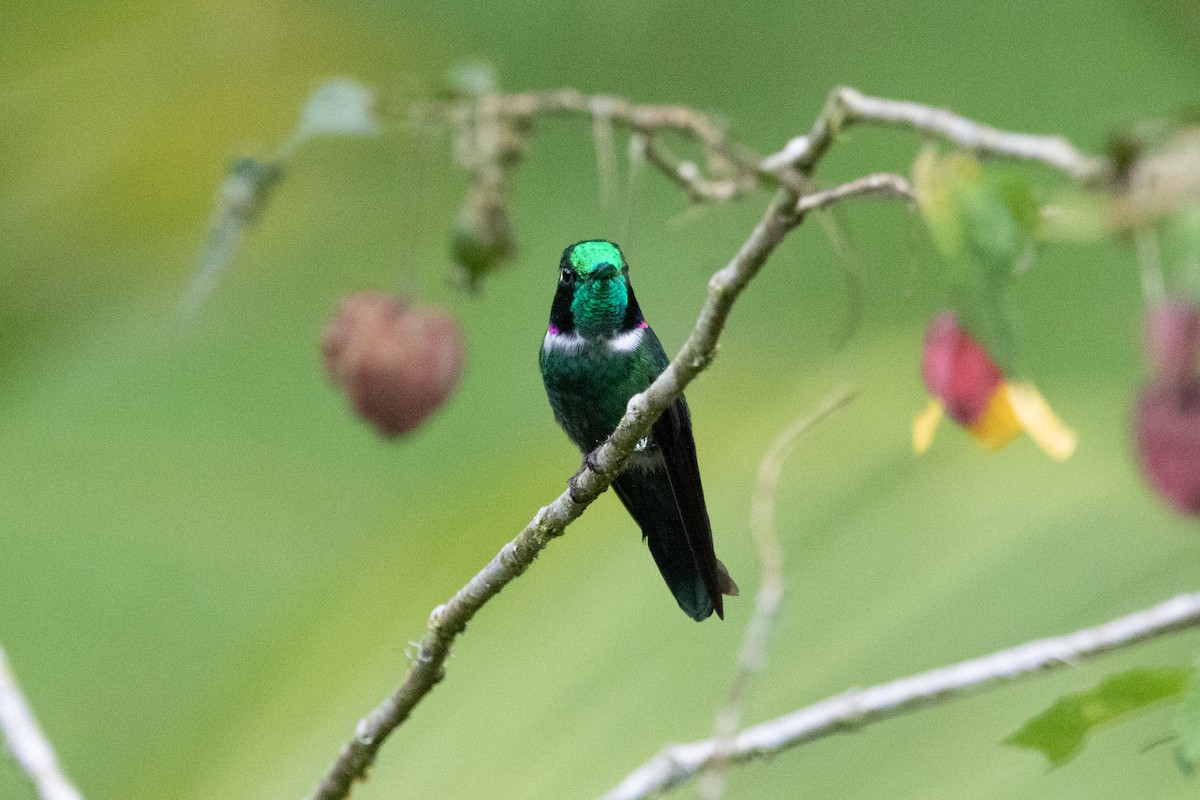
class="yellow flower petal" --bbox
[1004,380,1077,461]
[913,398,944,454]
[966,386,1024,451]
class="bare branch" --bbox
[433,88,792,200]
[642,138,752,202]
[794,173,913,215]
[0,647,83,800]
[699,388,856,800]
[308,86,1114,800]
[763,86,1109,182]
[305,183,810,800]
[599,590,1200,800]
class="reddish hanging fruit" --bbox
[1144,299,1200,389]
[1134,299,1200,514]
[322,294,466,437]
[1134,381,1200,514]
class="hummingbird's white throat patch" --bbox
[606,327,645,353]
[542,326,644,354]
[542,330,586,354]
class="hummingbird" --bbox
[539,240,738,621]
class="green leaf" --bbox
[1174,655,1200,772]
[912,147,979,258]
[1160,202,1200,286]
[1005,668,1190,767]
[912,150,1042,373]
[958,173,1038,283]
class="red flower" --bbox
[1133,299,1200,514]
[1135,382,1200,514]
[914,312,1075,459]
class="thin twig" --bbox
[599,591,1200,800]
[643,138,749,202]
[763,86,1109,182]
[0,647,84,800]
[432,88,797,197]
[699,388,856,800]
[794,173,913,215]
[591,96,619,209]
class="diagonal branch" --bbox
[0,646,84,800]
[598,590,1200,800]
[305,183,811,800]
[307,84,1111,800]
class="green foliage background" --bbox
[3,1,1200,798]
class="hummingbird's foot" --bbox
[567,451,603,504]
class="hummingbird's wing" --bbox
[650,396,738,618]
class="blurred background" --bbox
[3,1,1200,798]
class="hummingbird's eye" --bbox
[560,268,574,285]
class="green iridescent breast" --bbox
[539,329,668,451]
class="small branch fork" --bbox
[307,88,1111,800]
[599,591,1200,800]
[0,646,84,800]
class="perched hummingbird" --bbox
[539,240,738,621]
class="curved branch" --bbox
[793,172,913,214]
[599,590,1200,800]
[433,87,802,198]
[700,388,856,800]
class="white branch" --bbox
[764,87,1108,181]
[794,173,913,215]
[600,590,1200,800]
[0,647,83,800]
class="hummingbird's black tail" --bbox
[645,522,738,621]
[613,469,738,621]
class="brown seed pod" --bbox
[322,294,466,437]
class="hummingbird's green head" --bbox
[549,240,644,338]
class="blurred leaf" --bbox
[912,147,979,259]
[1174,655,1200,773]
[914,149,1043,375]
[451,183,516,290]
[446,61,498,96]
[181,156,284,321]
[1159,202,1200,291]
[1005,668,1189,767]
[1041,189,1111,242]
[912,148,1039,278]
[289,77,382,145]
[958,175,1037,284]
